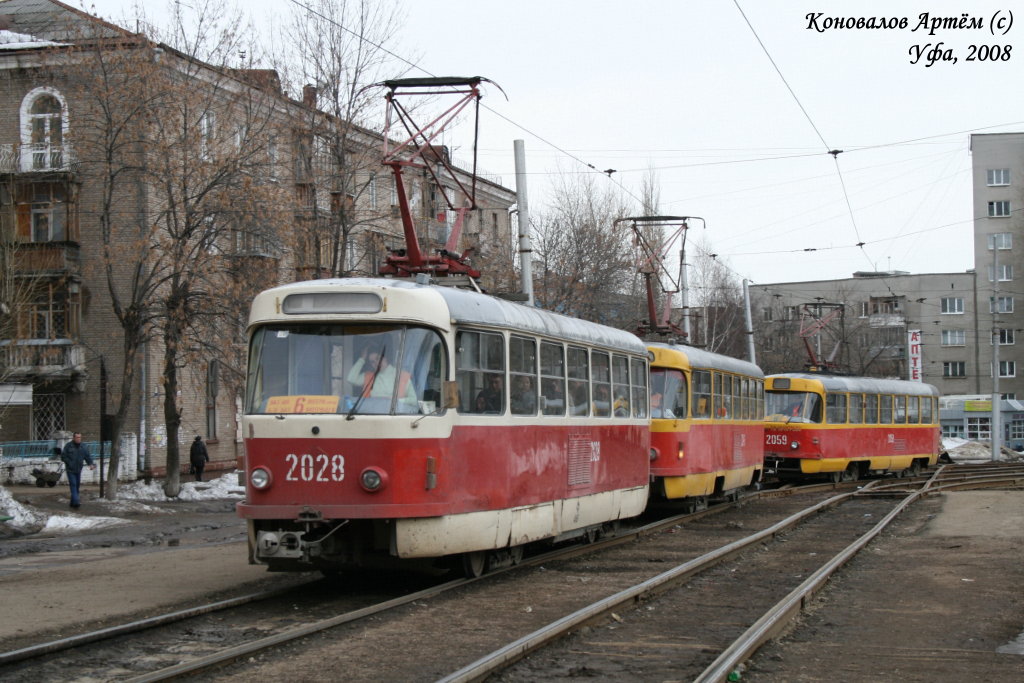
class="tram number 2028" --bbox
[284,453,345,482]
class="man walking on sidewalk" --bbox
[60,432,94,509]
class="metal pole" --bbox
[742,279,756,364]
[99,355,106,497]
[680,237,691,340]
[513,140,534,306]
[992,246,1002,461]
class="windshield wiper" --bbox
[346,346,386,421]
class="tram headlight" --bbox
[790,441,800,451]
[360,467,388,492]
[250,467,272,490]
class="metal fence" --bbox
[0,440,112,459]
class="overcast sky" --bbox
[82,0,1024,286]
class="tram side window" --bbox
[540,341,566,416]
[826,393,847,423]
[457,330,505,414]
[630,357,648,418]
[865,393,879,424]
[693,370,711,418]
[849,393,864,424]
[567,346,590,416]
[880,394,893,423]
[756,381,764,419]
[509,336,538,415]
[922,396,934,424]
[894,395,907,423]
[907,396,920,423]
[732,375,743,419]
[612,354,630,416]
[714,373,732,419]
[592,352,612,416]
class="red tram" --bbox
[764,373,941,481]
[648,343,765,509]
[237,278,651,575]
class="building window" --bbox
[761,307,772,322]
[990,296,1014,314]
[988,200,1011,217]
[942,423,965,439]
[1011,420,1024,441]
[32,393,65,440]
[940,297,963,314]
[20,87,68,171]
[988,264,1013,282]
[966,417,990,440]
[17,182,70,243]
[942,361,966,378]
[206,360,219,439]
[987,168,1010,186]
[859,301,869,318]
[200,111,216,160]
[941,329,966,346]
[988,232,1013,250]
[997,328,1015,345]
[998,360,1016,378]
[20,282,79,340]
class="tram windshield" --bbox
[766,390,822,423]
[246,324,446,416]
[650,367,686,419]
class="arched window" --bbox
[20,88,67,171]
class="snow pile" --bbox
[0,472,244,537]
[115,472,245,502]
[943,438,1024,463]
[0,486,127,536]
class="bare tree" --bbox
[275,0,409,279]
[687,239,745,355]
[532,173,635,326]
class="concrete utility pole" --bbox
[742,279,756,364]
[513,140,534,306]
[992,245,1002,461]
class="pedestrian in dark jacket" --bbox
[60,432,94,509]
[189,435,209,482]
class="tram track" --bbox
[0,484,809,681]
[3,466,1020,681]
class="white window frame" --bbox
[942,361,966,378]
[988,200,1011,217]
[990,296,1014,314]
[941,329,966,346]
[987,168,1010,186]
[988,264,1013,282]
[999,360,1016,378]
[967,416,990,440]
[940,297,964,314]
[988,232,1013,250]
[19,86,69,172]
[998,328,1016,345]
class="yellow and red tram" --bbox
[648,343,765,508]
[764,374,941,481]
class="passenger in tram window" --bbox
[613,392,629,417]
[569,383,589,415]
[510,375,537,414]
[475,374,504,413]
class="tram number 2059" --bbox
[285,453,345,482]
[765,434,788,447]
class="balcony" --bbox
[10,241,80,275]
[0,143,78,174]
[868,313,905,328]
[0,340,86,382]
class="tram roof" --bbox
[648,342,763,378]
[769,373,940,397]
[252,278,648,354]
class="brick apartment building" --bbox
[0,0,516,479]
